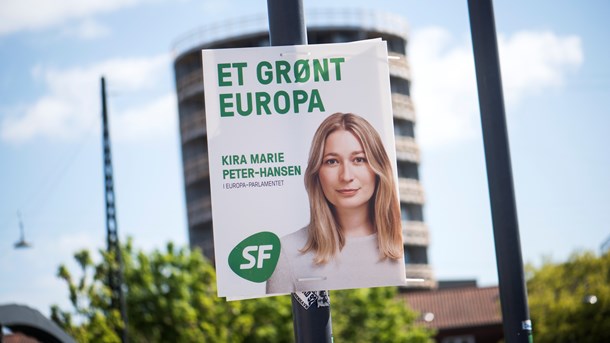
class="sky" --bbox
[1,0,609,317]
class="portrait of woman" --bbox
[266,112,405,294]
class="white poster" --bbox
[202,39,406,298]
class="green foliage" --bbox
[51,239,293,342]
[332,287,434,343]
[526,251,610,343]
[52,239,433,342]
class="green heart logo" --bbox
[228,231,281,283]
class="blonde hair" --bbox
[302,112,403,264]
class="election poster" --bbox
[202,39,407,298]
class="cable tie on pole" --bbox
[297,277,327,282]
[405,278,425,283]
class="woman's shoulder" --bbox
[280,226,309,251]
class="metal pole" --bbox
[467,1,533,342]
[267,0,308,46]
[101,77,129,343]
[266,1,332,342]
[291,291,333,342]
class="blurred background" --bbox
[1,0,608,322]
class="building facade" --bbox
[173,9,435,289]
[402,286,504,343]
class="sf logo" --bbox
[228,232,281,282]
[240,245,274,270]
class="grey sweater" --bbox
[266,227,406,294]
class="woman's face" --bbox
[318,129,376,213]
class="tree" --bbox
[332,287,433,343]
[526,251,610,343]
[52,239,433,342]
[51,239,294,342]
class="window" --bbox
[309,30,358,44]
[400,203,424,221]
[397,160,419,180]
[390,76,410,96]
[183,139,208,160]
[175,55,202,79]
[394,118,415,137]
[179,98,203,118]
[405,246,428,264]
[386,37,406,55]
[186,183,211,202]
